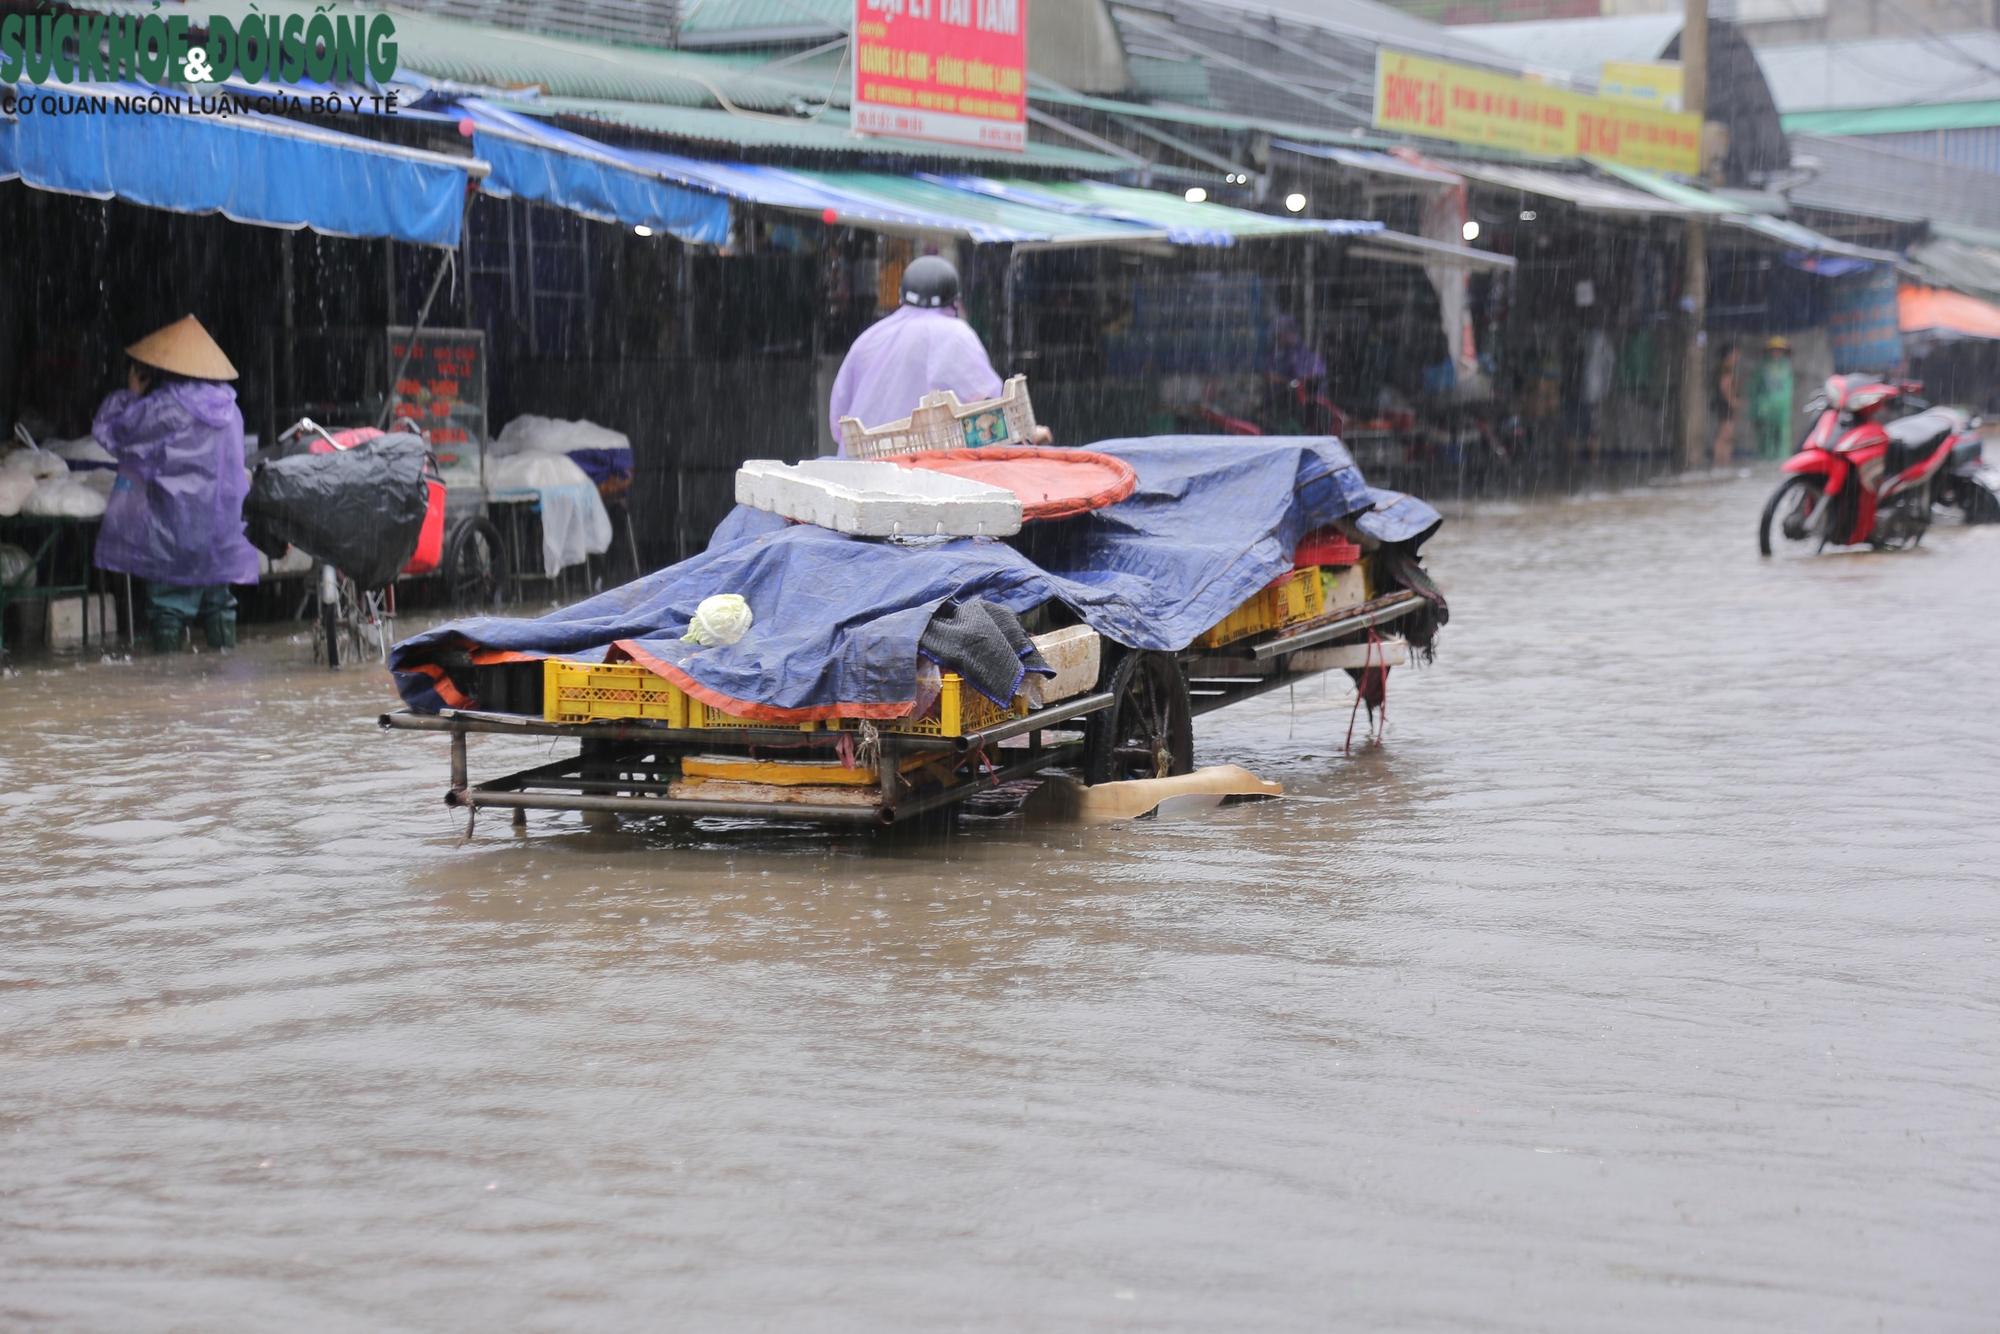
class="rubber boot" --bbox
[201,606,237,650]
[150,611,187,655]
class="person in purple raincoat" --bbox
[827,255,1051,455]
[91,315,260,653]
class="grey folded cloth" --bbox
[919,600,1055,706]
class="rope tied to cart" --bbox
[1343,626,1390,756]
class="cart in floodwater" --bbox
[379,588,1430,829]
[379,437,1443,829]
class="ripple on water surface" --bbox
[3,474,1998,1331]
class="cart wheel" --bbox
[445,517,507,609]
[1084,649,1193,785]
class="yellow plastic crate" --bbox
[1194,565,1327,649]
[543,659,687,726]
[691,700,824,731]
[881,673,1029,737]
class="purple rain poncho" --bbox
[827,306,1004,452]
[91,381,261,586]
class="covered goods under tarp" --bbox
[243,434,433,591]
[391,438,1431,720]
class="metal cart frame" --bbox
[381,591,1427,828]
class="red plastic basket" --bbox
[402,474,447,576]
[1295,526,1362,567]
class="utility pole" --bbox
[1679,0,1709,470]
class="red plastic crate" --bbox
[1295,527,1362,567]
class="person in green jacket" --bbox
[1751,335,1796,459]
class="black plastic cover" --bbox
[244,433,430,590]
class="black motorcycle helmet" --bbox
[901,255,961,309]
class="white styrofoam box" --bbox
[49,594,114,648]
[736,459,1022,538]
[1030,624,1100,704]
[1290,635,1407,673]
[1323,563,1367,612]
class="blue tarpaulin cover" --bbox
[391,438,1435,719]
[1,82,472,246]
[461,100,730,246]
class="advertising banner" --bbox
[1828,267,1903,374]
[852,0,1026,153]
[385,327,487,491]
[1374,48,1701,176]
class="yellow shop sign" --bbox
[1374,48,1701,176]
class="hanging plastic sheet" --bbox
[2,81,474,246]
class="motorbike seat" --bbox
[1883,409,1957,475]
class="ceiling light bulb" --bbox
[1461,220,1480,241]
[634,225,653,237]
[1285,193,1308,213]
[1185,187,1208,203]
[1519,210,1537,221]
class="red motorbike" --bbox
[1758,375,2000,555]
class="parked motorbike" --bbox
[1758,375,2000,555]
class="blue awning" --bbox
[1,83,478,247]
[461,99,1066,243]
[460,100,731,246]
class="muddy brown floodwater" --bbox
[4,470,1998,1331]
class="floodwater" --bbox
[3,469,1997,1331]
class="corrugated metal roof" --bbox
[1782,102,2000,137]
[1190,0,1526,70]
[385,0,679,51]
[77,1,817,110]
[676,0,848,43]
[799,173,1164,244]
[1453,13,1680,87]
[1025,178,1337,240]
[1272,141,1463,185]
[1756,34,2000,115]
[1450,162,1687,214]
[1910,234,2000,302]
[1591,159,1904,262]
[1789,132,2000,231]
[518,98,1132,171]
[1027,83,1379,147]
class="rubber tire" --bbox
[1084,649,1194,786]
[445,516,507,610]
[1758,474,1819,557]
[1960,480,2000,525]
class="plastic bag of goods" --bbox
[0,542,34,588]
[1,447,68,481]
[48,436,117,470]
[487,451,613,576]
[24,478,108,517]
[243,432,432,590]
[0,471,37,517]
[494,415,634,494]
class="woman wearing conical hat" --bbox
[91,315,260,652]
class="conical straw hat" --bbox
[125,315,238,381]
